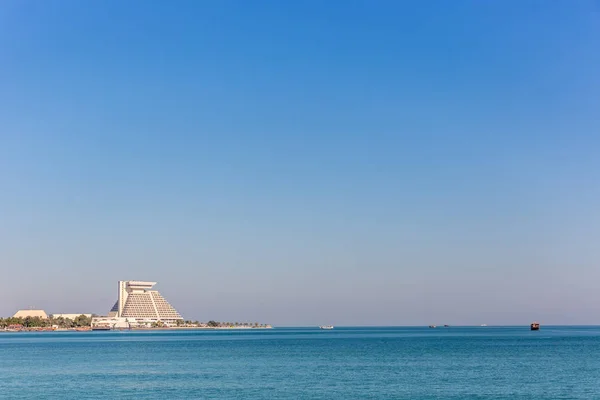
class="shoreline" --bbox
[1,326,274,333]
[4,325,600,333]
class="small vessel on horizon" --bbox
[319,325,334,330]
[428,325,436,328]
[530,322,540,331]
[480,324,487,327]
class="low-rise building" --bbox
[50,314,92,320]
[12,309,48,319]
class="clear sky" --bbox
[1,1,599,325]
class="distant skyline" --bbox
[1,1,599,325]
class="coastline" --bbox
[129,326,273,331]
[1,326,274,333]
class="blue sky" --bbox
[1,1,599,325]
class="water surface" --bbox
[1,326,599,399]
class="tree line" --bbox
[206,321,267,328]
[0,315,92,329]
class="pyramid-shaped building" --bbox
[108,281,183,323]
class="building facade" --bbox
[50,314,92,320]
[106,280,183,323]
[12,309,48,319]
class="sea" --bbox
[1,326,599,399]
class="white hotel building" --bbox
[92,281,183,328]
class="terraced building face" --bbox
[108,281,183,323]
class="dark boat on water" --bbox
[530,322,540,331]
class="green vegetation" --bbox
[203,320,267,328]
[0,315,92,329]
[0,316,270,331]
[151,321,165,328]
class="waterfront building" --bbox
[50,314,92,320]
[12,309,48,319]
[107,280,183,323]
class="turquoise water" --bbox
[1,326,599,399]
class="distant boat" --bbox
[530,322,540,331]
[480,324,487,327]
[443,325,449,327]
[428,325,436,329]
[319,325,334,330]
